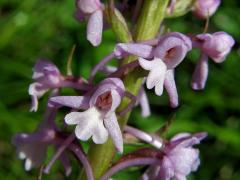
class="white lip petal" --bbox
[138,57,154,71]
[25,159,32,171]
[155,81,164,96]
[75,123,93,141]
[67,107,109,144]
[141,58,167,96]
[92,121,109,144]
[65,112,88,125]
[18,152,26,160]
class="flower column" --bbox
[81,1,170,179]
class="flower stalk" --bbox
[81,1,170,179]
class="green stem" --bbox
[80,1,169,179]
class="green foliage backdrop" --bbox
[0,0,240,179]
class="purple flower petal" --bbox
[169,148,200,175]
[193,0,221,19]
[197,32,235,63]
[77,0,103,14]
[50,96,90,110]
[104,113,123,153]
[164,70,179,108]
[158,156,175,180]
[90,78,125,109]
[87,10,103,46]
[138,87,151,117]
[114,43,153,59]
[154,33,192,69]
[191,53,209,90]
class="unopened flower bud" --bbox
[193,0,221,19]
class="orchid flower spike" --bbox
[192,0,221,19]
[191,32,235,90]
[50,78,126,153]
[101,132,207,180]
[12,106,72,176]
[142,132,207,180]
[75,0,104,46]
[139,32,192,107]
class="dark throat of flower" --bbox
[95,91,112,111]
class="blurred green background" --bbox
[0,0,240,179]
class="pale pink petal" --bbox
[90,78,125,107]
[154,37,190,69]
[202,32,234,63]
[104,113,123,153]
[138,87,151,117]
[158,156,175,180]
[91,120,109,144]
[193,0,221,19]
[191,53,209,90]
[138,57,156,71]
[114,43,153,59]
[169,148,199,175]
[87,10,103,46]
[77,0,102,14]
[50,96,90,109]
[110,90,122,112]
[164,70,179,108]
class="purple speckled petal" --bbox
[104,113,123,153]
[87,10,103,46]
[164,70,179,108]
[191,53,209,90]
